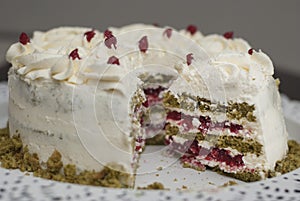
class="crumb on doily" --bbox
[219,180,238,188]
[137,182,168,190]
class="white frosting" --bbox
[6,25,274,92]
[6,27,102,84]
[8,72,134,176]
[6,24,288,174]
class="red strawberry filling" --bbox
[166,111,244,134]
[137,87,249,173]
[167,138,245,169]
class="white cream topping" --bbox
[6,24,274,90]
[6,27,102,84]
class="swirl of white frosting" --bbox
[6,27,102,84]
[6,43,36,67]
[192,34,274,86]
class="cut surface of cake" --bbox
[5,24,288,185]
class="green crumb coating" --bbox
[163,92,257,122]
[34,165,132,188]
[137,182,167,190]
[46,150,63,173]
[216,136,263,156]
[195,133,205,141]
[165,123,205,141]
[266,170,277,178]
[177,132,205,141]
[179,92,213,112]
[163,91,180,108]
[275,78,280,88]
[212,167,262,182]
[197,97,211,112]
[196,97,211,104]
[165,123,262,156]
[0,135,40,171]
[219,180,238,187]
[0,135,22,155]
[223,171,262,182]
[130,89,145,109]
[165,123,179,136]
[182,162,206,171]
[140,111,150,125]
[0,127,132,188]
[202,134,218,142]
[74,166,131,188]
[146,134,165,145]
[227,102,256,122]
[274,140,300,174]
[20,146,40,172]
[165,122,207,141]
[180,100,195,112]
[64,164,77,180]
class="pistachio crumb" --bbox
[137,182,167,190]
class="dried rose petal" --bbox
[163,28,172,38]
[223,31,234,39]
[84,30,96,42]
[104,29,117,49]
[153,23,160,27]
[105,37,117,49]
[139,36,148,53]
[19,32,30,45]
[135,145,142,151]
[186,25,197,35]
[107,56,120,65]
[186,53,194,66]
[68,48,81,60]
[104,29,113,38]
[248,48,254,55]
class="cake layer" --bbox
[166,137,270,180]
[138,80,288,171]
[165,128,262,155]
[163,91,257,122]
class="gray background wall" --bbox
[0,0,299,98]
